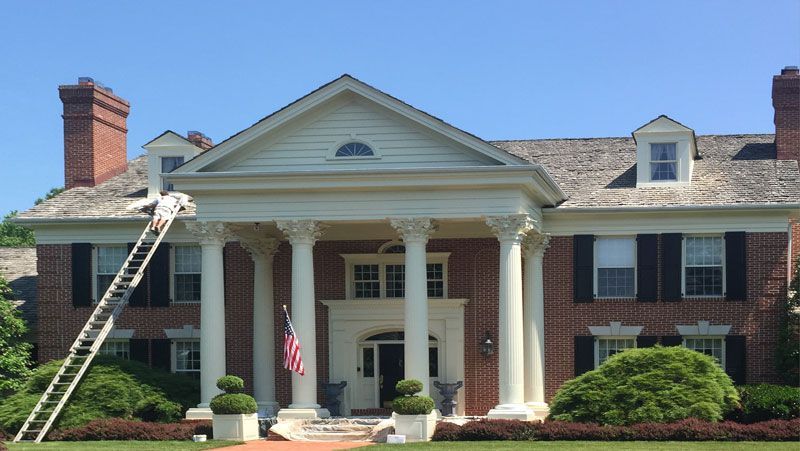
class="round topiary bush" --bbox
[549,346,739,425]
[216,375,244,394]
[396,379,424,396]
[393,395,435,415]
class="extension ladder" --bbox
[14,207,180,443]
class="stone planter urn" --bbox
[213,413,260,441]
[391,379,438,442]
[210,375,260,441]
[392,411,438,442]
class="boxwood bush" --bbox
[549,346,739,425]
[209,375,257,415]
[734,384,800,423]
[0,355,199,434]
[392,379,435,415]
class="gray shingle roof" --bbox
[492,134,800,209]
[15,134,800,221]
[0,247,38,331]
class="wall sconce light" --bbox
[481,332,494,357]
[253,222,261,232]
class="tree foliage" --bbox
[776,257,800,386]
[0,276,32,395]
[549,346,739,425]
[33,187,64,206]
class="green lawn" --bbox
[371,442,800,450]
[4,440,242,451]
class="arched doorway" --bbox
[357,331,439,409]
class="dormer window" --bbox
[161,156,185,190]
[650,143,677,181]
[335,142,374,158]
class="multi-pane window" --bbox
[174,245,201,303]
[174,340,200,378]
[354,265,380,298]
[596,237,635,298]
[427,263,444,298]
[684,236,724,296]
[362,347,375,377]
[335,142,374,157]
[385,265,405,298]
[650,143,677,181]
[99,340,130,359]
[96,246,127,300]
[684,337,725,365]
[161,156,185,191]
[596,337,635,367]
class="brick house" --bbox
[14,68,800,420]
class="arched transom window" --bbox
[335,142,374,157]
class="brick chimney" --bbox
[187,130,213,150]
[772,66,800,163]
[59,77,130,189]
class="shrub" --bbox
[0,355,200,433]
[0,440,6,451]
[395,379,423,396]
[392,395,435,415]
[209,393,258,415]
[734,384,800,423]
[216,375,244,394]
[549,346,739,425]
[49,418,212,441]
[431,418,800,442]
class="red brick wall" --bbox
[791,220,800,277]
[59,82,130,190]
[542,232,788,400]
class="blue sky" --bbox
[0,0,798,216]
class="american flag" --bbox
[283,306,305,375]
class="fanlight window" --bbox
[335,142,374,157]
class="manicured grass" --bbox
[5,440,241,451]
[371,442,800,450]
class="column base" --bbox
[185,407,213,420]
[257,401,280,418]
[487,404,536,421]
[276,408,331,420]
[525,401,550,420]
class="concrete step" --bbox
[270,418,394,442]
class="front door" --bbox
[378,344,404,408]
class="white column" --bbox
[485,214,536,420]
[275,220,329,419]
[523,232,550,418]
[390,218,438,397]
[241,237,280,417]
[185,221,230,419]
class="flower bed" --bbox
[49,418,212,441]
[432,418,800,442]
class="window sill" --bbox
[594,297,637,301]
[171,301,201,305]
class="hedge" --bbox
[50,418,212,441]
[734,384,800,423]
[432,418,800,442]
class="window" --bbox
[353,264,380,298]
[427,263,444,298]
[173,245,201,303]
[428,347,439,378]
[650,143,677,181]
[345,251,449,300]
[362,347,375,377]
[99,339,130,359]
[96,245,127,301]
[385,265,405,298]
[595,237,635,298]
[174,340,200,378]
[161,156,185,191]
[335,142,374,158]
[684,236,724,296]
[595,337,635,367]
[684,337,725,366]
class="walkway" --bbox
[222,440,374,451]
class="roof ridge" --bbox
[491,132,775,143]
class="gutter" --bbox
[166,164,549,179]
[11,214,197,226]
[544,203,800,214]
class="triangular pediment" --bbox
[175,75,527,173]
[633,115,694,135]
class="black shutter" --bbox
[725,232,747,301]
[149,243,171,307]
[127,243,147,307]
[661,335,683,346]
[151,339,171,371]
[574,336,595,376]
[636,234,658,302]
[129,338,150,364]
[71,243,92,307]
[725,335,746,385]
[573,235,594,303]
[661,233,682,301]
[637,336,658,348]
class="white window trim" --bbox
[325,137,382,161]
[160,155,185,191]
[593,236,637,299]
[342,252,450,300]
[171,339,201,375]
[675,321,731,336]
[649,142,679,182]
[681,234,726,298]
[92,244,127,303]
[594,335,637,368]
[683,335,726,367]
[170,244,202,304]
[164,325,201,339]
[588,321,643,337]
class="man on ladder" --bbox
[142,190,190,234]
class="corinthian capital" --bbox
[485,214,536,243]
[240,237,280,260]
[185,221,231,245]
[523,232,551,258]
[389,217,438,244]
[276,220,328,245]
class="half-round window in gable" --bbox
[335,142,374,157]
